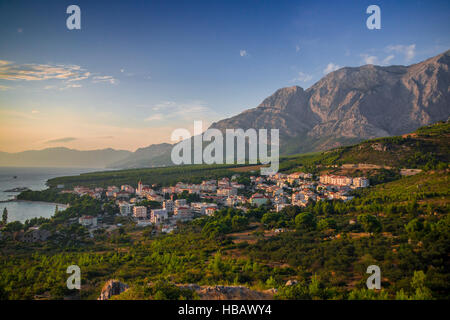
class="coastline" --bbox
[0,199,69,208]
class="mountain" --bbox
[211,49,450,154]
[108,143,173,168]
[0,147,132,168]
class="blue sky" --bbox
[0,0,449,152]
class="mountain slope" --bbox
[108,143,173,168]
[211,50,450,154]
[278,120,450,173]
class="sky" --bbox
[0,0,449,153]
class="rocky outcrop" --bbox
[177,284,275,300]
[98,280,129,300]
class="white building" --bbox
[205,206,217,216]
[217,187,237,197]
[174,199,187,207]
[79,215,97,227]
[151,209,168,224]
[353,177,370,188]
[174,206,191,216]
[163,200,174,213]
[133,206,147,219]
[250,193,269,207]
[119,203,133,216]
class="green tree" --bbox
[295,212,316,231]
[357,214,382,233]
[2,207,7,225]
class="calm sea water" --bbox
[0,167,99,223]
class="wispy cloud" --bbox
[323,63,341,75]
[0,84,11,91]
[92,75,117,84]
[145,114,164,122]
[360,44,416,66]
[0,60,116,89]
[239,50,248,57]
[361,54,379,65]
[46,137,77,144]
[386,44,416,62]
[146,101,219,124]
[0,61,87,81]
[291,71,312,83]
[382,54,395,65]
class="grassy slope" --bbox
[279,120,450,173]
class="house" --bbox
[79,215,97,227]
[114,191,130,200]
[174,199,187,207]
[250,193,269,207]
[147,194,163,202]
[217,187,237,197]
[119,203,133,216]
[133,206,147,219]
[121,184,135,194]
[191,202,216,214]
[353,177,370,188]
[163,200,174,213]
[218,177,230,187]
[205,206,217,216]
[151,209,168,224]
[174,206,191,216]
[106,186,120,197]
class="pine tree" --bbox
[2,208,7,225]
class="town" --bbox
[60,172,369,236]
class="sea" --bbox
[0,167,99,223]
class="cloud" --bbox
[323,63,341,75]
[146,101,219,124]
[382,54,395,65]
[46,137,77,144]
[0,61,88,81]
[0,60,116,88]
[361,54,379,65]
[295,45,300,53]
[386,44,416,62]
[0,84,11,91]
[31,110,39,114]
[92,75,117,84]
[360,44,416,66]
[145,114,164,122]
[292,71,312,82]
[239,50,248,57]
